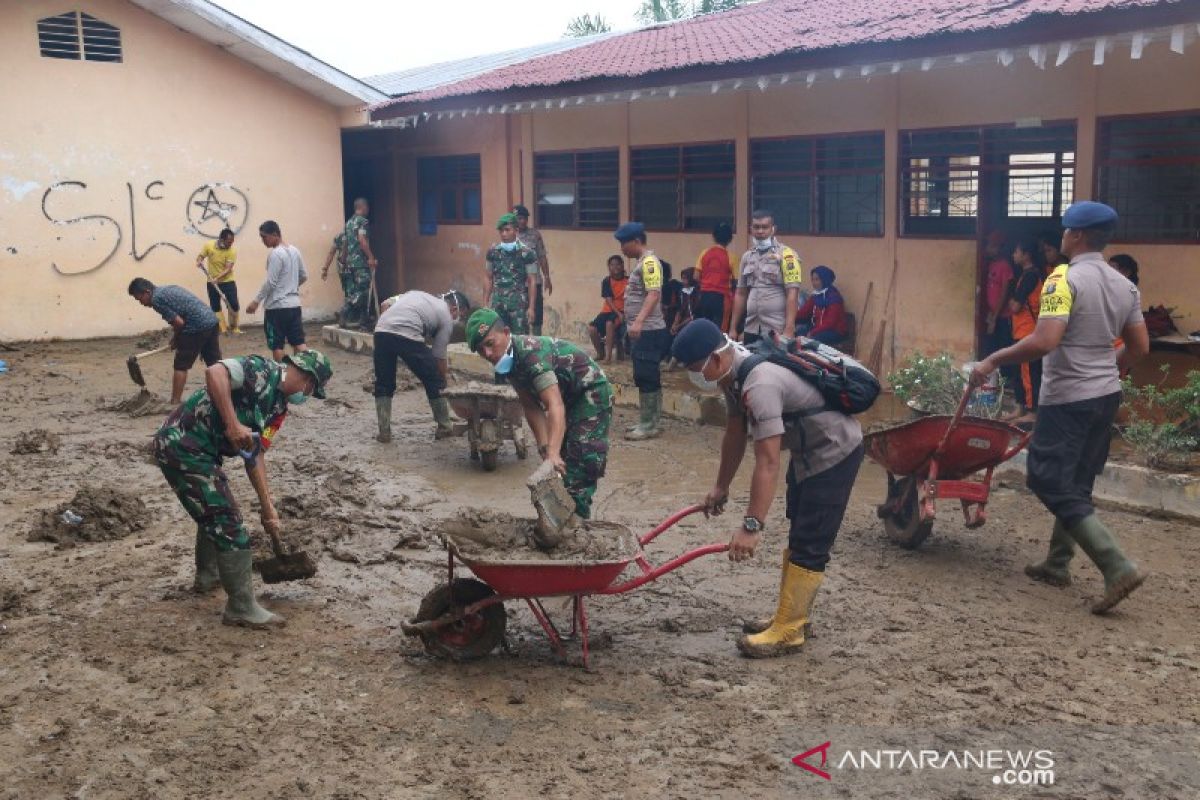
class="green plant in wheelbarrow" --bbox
[1120,366,1200,470]
[888,351,1006,419]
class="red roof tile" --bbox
[376,0,1187,113]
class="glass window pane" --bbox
[578,180,619,229]
[536,181,576,227]
[462,188,481,223]
[632,179,679,229]
[752,176,811,233]
[683,177,734,231]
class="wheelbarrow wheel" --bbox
[414,579,506,661]
[480,449,499,472]
[882,476,933,550]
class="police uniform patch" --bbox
[1039,265,1073,317]
[642,256,663,291]
[781,249,803,284]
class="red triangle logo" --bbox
[792,741,832,780]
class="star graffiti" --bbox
[192,187,238,224]
[186,184,249,236]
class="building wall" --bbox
[382,35,1200,371]
[0,0,347,340]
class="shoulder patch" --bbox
[641,256,663,290]
[1039,264,1073,318]
[780,248,803,284]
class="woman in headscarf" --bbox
[795,265,848,345]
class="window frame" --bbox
[37,11,122,63]
[416,153,483,226]
[750,129,885,238]
[1094,109,1200,244]
[629,139,737,233]
[532,147,620,231]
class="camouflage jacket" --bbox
[517,227,548,285]
[341,214,370,271]
[155,355,288,461]
[485,243,538,299]
[507,336,609,407]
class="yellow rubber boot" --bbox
[743,548,790,634]
[228,310,242,334]
[737,562,822,658]
[216,310,228,334]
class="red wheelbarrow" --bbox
[401,506,727,668]
[865,389,1031,549]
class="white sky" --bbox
[216,0,642,79]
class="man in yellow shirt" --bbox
[196,228,241,334]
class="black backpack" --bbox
[735,335,880,415]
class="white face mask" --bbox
[499,241,518,252]
[687,344,732,393]
[753,237,774,251]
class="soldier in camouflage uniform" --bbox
[513,204,552,335]
[323,198,377,330]
[467,308,612,518]
[153,350,333,629]
[483,213,538,336]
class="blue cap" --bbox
[613,221,646,243]
[1062,201,1118,229]
[671,319,725,366]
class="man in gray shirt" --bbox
[372,290,469,442]
[972,201,1150,614]
[672,319,865,659]
[246,220,308,362]
[128,278,221,404]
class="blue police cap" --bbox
[671,319,725,366]
[613,221,646,243]
[1062,201,1118,229]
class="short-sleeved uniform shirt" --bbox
[1010,268,1043,339]
[507,336,609,403]
[724,349,862,482]
[601,275,628,315]
[156,355,288,462]
[517,227,548,286]
[151,285,218,334]
[199,241,237,283]
[486,244,539,299]
[1037,252,1143,406]
[738,241,803,336]
[342,214,370,268]
[624,251,666,331]
[374,291,454,359]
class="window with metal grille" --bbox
[631,142,735,231]
[534,149,619,229]
[751,132,883,235]
[1097,112,1200,242]
[901,129,981,236]
[417,155,482,226]
[38,12,122,63]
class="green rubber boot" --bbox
[192,529,220,594]
[1024,520,1075,587]
[375,396,392,443]
[1066,515,1147,614]
[430,397,459,440]
[217,549,285,629]
[626,391,662,440]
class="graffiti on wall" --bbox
[39,179,249,276]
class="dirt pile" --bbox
[28,487,149,546]
[11,429,61,456]
[441,509,638,563]
[103,389,175,418]
[361,366,421,394]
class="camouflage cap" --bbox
[284,350,333,399]
[496,212,518,230]
[466,308,501,351]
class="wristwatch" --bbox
[742,516,764,533]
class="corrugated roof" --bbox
[373,0,1192,113]
[367,32,620,97]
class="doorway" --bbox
[341,131,399,300]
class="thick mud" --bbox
[103,388,176,417]
[442,508,637,563]
[27,486,149,546]
[10,428,60,455]
[0,329,1197,798]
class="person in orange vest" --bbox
[1004,238,1045,426]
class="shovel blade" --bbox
[257,551,318,584]
[126,355,146,387]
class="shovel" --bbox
[526,460,579,550]
[241,437,318,583]
[126,344,172,388]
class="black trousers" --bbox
[696,291,725,326]
[373,331,444,401]
[532,283,545,334]
[785,444,865,572]
[1025,392,1121,529]
[631,328,670,393]
[206,281,240,312]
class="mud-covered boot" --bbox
[430,397,460,440]
[1024,520,1075,587]
[216,311,228,334]
[1067,515,1147,614]
[217,549,285,629]
[228,310,243,335]
[375,396,393,443]
[625,391,662,440]
[737,562,821,658]
[743,549,815,637]
[192,529,220,594]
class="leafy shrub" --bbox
[888,352,1004,418]
[1121,367,1200,468]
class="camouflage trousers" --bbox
[492,292,530,335]
[562,382,613,519]
[339,262,372,325]
[153,440,249,552]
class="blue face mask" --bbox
[288,391,308,405]
[499,241,518,252]
[494,343,515,376]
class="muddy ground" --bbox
[0,327,1197,799]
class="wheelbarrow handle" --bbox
[1000,430,1034,463]
[639,504,707,547]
